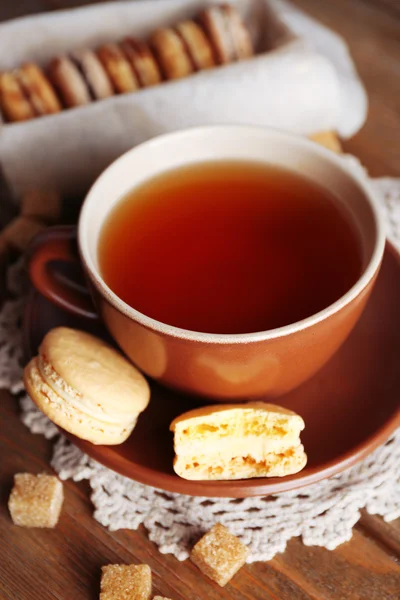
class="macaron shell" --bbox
[173,445,308,480]
[24,357,137,445]
[18,63,62,115]
[198,7,236,64]
[71,49,114,100]
[150,28,193,80]
[170,401,304,431]
[40,327,150,417]
[48,57,91,107]
[175,21,215,70]
[121,38,162,87]
[222,4,254,59]
[97,43,139,93]
[0,72,36,122]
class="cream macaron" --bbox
[48,56,91,108]
[24,327,150,445]
[150,28,194,80]
[170,402,307,480]
[198,4,254,64]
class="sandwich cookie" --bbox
[121,38,162,87]
[199,4,253,64]
[24,327,150,445]
[198,6,236,64]
[171,402,307,480]
[175,20,215,70]
[97,43,139,93]
[0,72,36,122]
[71,49,114,100]
[17,63,62,116]
[150,28,193,80]
[48,56,91,108]
[221,4,254,60]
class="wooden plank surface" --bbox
[1,1,400,599]
[291,0,400,178]
[1,389,400,600]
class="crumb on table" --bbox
[8,473,64,528]
[190,523,249,587]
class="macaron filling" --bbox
[174,26,198,72]
[69,54,97,100]
[174,435,303,460]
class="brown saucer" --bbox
[23,243,400,498]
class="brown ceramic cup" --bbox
[27,126,385,400]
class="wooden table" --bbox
[1,1,399,598]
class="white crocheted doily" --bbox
[1,156,399,563]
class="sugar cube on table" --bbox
[21,189,62,224]
[190,523,249,587]
[8,473,64,528]
[100,564,152,600]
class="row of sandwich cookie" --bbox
[0,4,254,123]
[24,327,307,481]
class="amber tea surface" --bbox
[99,161,362,334]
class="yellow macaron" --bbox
[24,327,150,445]
[170,402,307,480]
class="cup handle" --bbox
[26,225,98,320]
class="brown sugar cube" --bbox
[190,523,249,587]
[2,216,45,252]
[309,131,342,154]
[21,190,62,224]
[153,597,173,600]
[8,473,64,527]
[100,564,152,600]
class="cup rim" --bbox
[78,125,386,344]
